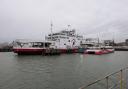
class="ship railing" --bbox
[79,67,128,89]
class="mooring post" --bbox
[126,68,128,89]
[120,69,123,89]
[106,76,109,89]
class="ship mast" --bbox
[68,25,71,31]
[112,32,115,46]
[50,21,53,40]
[97,33,100,46]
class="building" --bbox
[125,39,128,45]
[104,40,114,46]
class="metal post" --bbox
[43,42,45,48]
[120,70,123,89]
[51,22,53,40]
[106,76,109,89]
[126,69,128,89]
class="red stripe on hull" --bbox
[59,48,78,53]
[85,50,114,55]
[59,49,67,53]
[13,48,45,55]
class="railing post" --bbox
[126,68,128,89]
[106,76,109,89]
[120,69,123,89]
[78,67,128,89]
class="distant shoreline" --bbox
[0,48,12,52]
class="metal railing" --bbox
[79,67,128,89]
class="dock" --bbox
[115,48,128,51]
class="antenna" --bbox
[97,33,100,45]
[67,25,71,31]
[112,32,115,46]
[50,21,53,40]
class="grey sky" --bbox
[0,0,128,42]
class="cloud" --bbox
[0,0,128,42]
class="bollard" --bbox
[120,69,123,89]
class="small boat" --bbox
[85,46,114,55]
[85,47,103,55]
[104,46,115,53]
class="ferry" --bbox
[12,24,115,55]
[13,28,84,55]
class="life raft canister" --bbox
[72,39,76,45]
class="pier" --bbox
[114,46,128,51]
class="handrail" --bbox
[79,66,128,89]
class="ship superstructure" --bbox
[45,29,83,50]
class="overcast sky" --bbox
[0,0,128,43]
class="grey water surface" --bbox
[0,52,128,89]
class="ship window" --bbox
[64,44,66,45]
[68,40,70,42]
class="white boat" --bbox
[104,46,115,53]
[85,46,114,55]
[85,47,103,55]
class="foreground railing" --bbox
[79,67,128,89]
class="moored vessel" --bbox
[104,46,115,53]
[85,46,115,55]
[12,26,85,55]
[85,47,103,55]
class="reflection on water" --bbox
[0,52,128,89]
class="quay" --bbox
[114,47,128,51]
